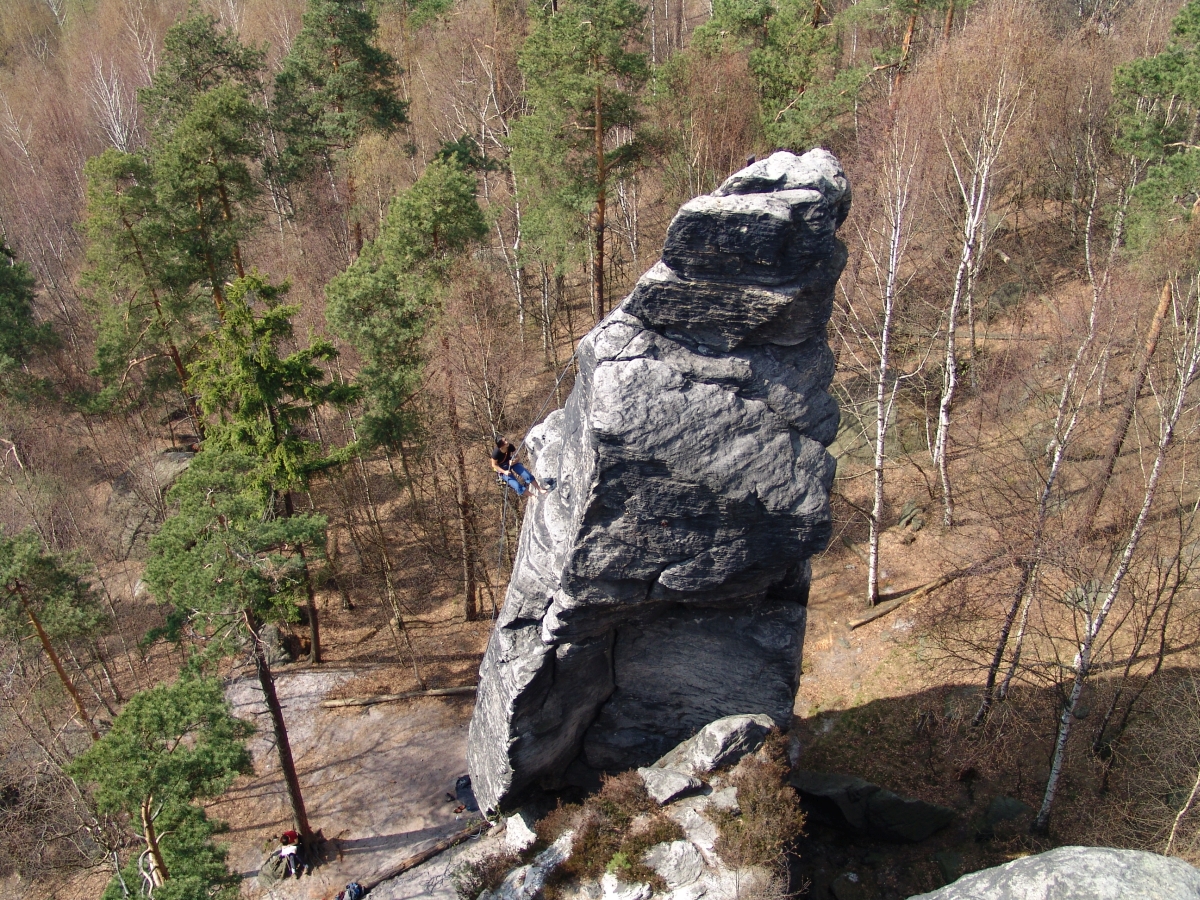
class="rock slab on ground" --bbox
[106,450,193,559]
[638,766,702,805]
[652,713,774,776]
[789,770,955,843]
[907,846,1200,900]
[642,841,704,890]
[479,830,574,900]
[467,149,849,814]
[504,811,538,853]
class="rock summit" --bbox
[467,149,850,814]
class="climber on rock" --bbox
[491,437,547,497]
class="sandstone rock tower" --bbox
[467,149,850,814]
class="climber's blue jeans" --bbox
[500,462,534,496]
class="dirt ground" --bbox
[797,521,993,721]
[214,663,482,899]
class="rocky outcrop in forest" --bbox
[467,149,851,814]
[908,846,1200,899]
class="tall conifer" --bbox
[511,0,649,322]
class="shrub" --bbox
[451,850,517,900]
[538,771,684,897]
[713,750,805,873]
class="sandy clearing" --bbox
[214,665,478,900]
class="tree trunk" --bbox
[868,157,909,605]
[196,195,227,321]
[140,795,169,886]
[1167,762,1200,856]
[973,559,1034,726]
[247,610,311,839]
[441,336,478,622]
[215,176,246,279]
[592,80,607,323]
[891,2,920,105]
[1034,300,1198,833]
[11,581,99,741]
[119,213,205,437]
[1077,280,1173,535]
[282,490,321,665]
[348,170,363,258]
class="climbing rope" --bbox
[495,348,581,585]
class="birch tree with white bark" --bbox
[1034,276,1200,832]
[930,4,1038,526]
[837,107,931,606]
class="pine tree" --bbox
[191,275,356,663]
[68,676,252,899]
[0,529,108,741]
[326,157,486,620]
[511,0,649,321]
[1113,0,1200,251]
[83,13,267,421]
[0,241,53,381]
[326,157,486,451]
[141,13,266,317]
[145,449,325,839]
[274,0,407,251]
[83,150,210,425]
[138,12,265,136]
[691,0,865,150]
[152,83,266,317]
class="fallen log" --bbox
[323,821,488,898]
[320,686,477,709]
[846,552,1007,630]
[848,573,955,630]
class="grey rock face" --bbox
[638,767,702,805]
[479,831,574,900]
[503,811,538,853]
[789,770,956,843]
[642,841,704,890]
[467,150,849,814]
[907,846,1200,900]
[651,714,774,777]
[106,450,194,559]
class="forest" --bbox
[2,0,1200,896]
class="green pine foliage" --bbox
[0,528,108,646]
[98,805,240,900]
[192,276,356,491]
[138,12,265,136]
[509,0,650,269]
[0,242,54,387]
[691,0,865,150]
[274,0,408,184]
[1114,0,1200,252]
[83,149,212,412]
[153,82,265,257]
[326,157,486,450]
[83,13,269,415]
[68,676,252,900]
[144,448,327,651]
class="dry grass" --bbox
[713,741,806,876]
[535,771,685,897]
[451,848,518,900]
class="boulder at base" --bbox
[467,149,849,815]
[789,770,955,843]
[907,846,1200,900]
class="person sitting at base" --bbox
[490,437,547,497]
[279,830,302,878]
